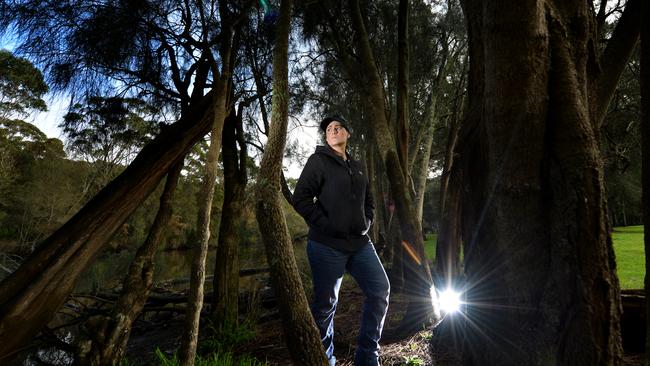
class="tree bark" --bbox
[396,0,410,180]
[347,0,437,333]
[453,1,631,364]
[79,160,184,365]
[412,93,437,225]
[254,0,327,364]
[212,105,247,329]
[0,92,217,362]
[641,0,650,362]
[178,80,230,366]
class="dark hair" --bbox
[319,115,350,133]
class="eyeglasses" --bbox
[326,126,345,134]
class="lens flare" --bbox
[439,289,462,314]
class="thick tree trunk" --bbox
[348,0,437,332]
[212,106,247,328]
[0,92,217,362]
[179,81,230,366]
[254,0,327,364]
[641,0,650,362]
[79,160,184,365]
[453,1,634,364]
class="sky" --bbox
[1,37,322,179]
[27,96,320,178]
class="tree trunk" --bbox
[642,0,650,362]
[79,160,184,365]
[178,80,230,366]
[435,50,468,287]
[452,1,638,364]
[254,0,327,364]
[396,0,410,180]
[212,105,247,329]
[347,0,437,333]
[0,92,217,361]
[434,114,462,287]
[411,93,438,225]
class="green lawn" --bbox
[612,225,645,289]
[424,226,645,289]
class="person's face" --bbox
[325,121,349,147]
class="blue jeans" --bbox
[307,240,390,366]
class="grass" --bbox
[152,320,267,366]
[424,226,646,289]
[423,233,437,262]
[154,348,268,366]
[612,225,645,289]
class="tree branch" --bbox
[593,0,641,127]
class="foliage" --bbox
[61,96,159,164]
[57,95,162,203]
[0,117,78,253]
[403,355,425,365]
[0,49,48,118]
[201,320,256,353]
[154,347,268,366]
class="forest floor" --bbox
[125,284,644,365]
[126,285,435,365]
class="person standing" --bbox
[292,116,390,366]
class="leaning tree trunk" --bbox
[642,0,650,362]
[254,0,327,364]
[348,0,437,333]
[79,160,184,366]
[212,105,247,329]
[0,92,218,361]
[453,1,639,364]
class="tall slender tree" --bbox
[179,4,238,362]
[254,0,328,363]
[212,104,248,329]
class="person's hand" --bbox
[360,216,372,235]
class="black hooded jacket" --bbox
[292,145,374,252]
